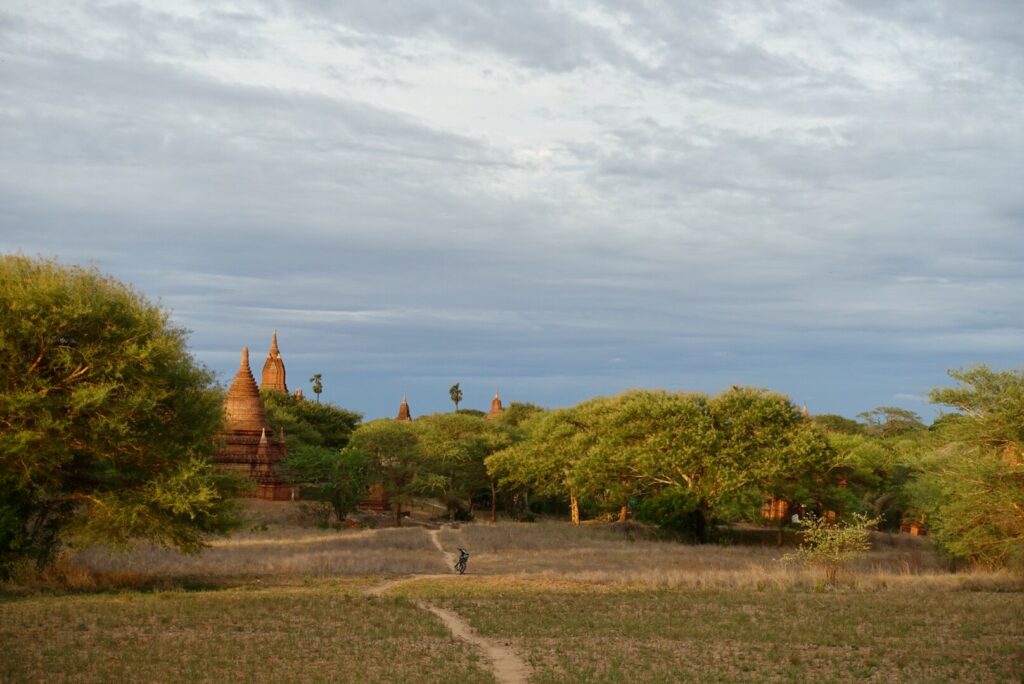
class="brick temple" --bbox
[215,340,294,500]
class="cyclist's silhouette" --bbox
[455,548,470,575]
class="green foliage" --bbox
[825,431,920,529]
[262,390,361,452]
[786,513,880,585]
[449,383,463,411]
[811,413,865,435]
[348,419,422,524]
[929,365,1024,454]
[0,255,238,575]
[309,373,323,402]
[279,446,377,521]
[632,488,703,539]
[857,406,926,438]
[415,412,501,520]
[487,387,837,536]
[910,366,1024,567]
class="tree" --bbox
[263,390,361,452]
[449,383,463,411]
[786,513,880,586]
[857,406,926,438]
[636,387,836,541]
[0,256,239,576]
[347,419,422,526]
[909,366,1024,567]
[309,374,323,403]
[415,412,496,521]
[279,446,376,522]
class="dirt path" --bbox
[418,601,530,684]
[365,527,532,684]
[427,528,458,570]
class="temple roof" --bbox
[225,346,270,432]
[261,330,288,393]
[396,394,412,421]
[486,391,504,420]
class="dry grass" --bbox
[73,526,447,579]
[3,513,1023,683]
[0,579,493,683]
[435,521,1023,592]
[391,576,1024,683]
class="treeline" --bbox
[280,368,1024,568]
[3,256,1020,575]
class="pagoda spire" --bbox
[486,390,505,420]
[261,330,288,393]
[396,394,412,422]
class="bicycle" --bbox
[454,548,470,575]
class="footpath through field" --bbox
[363,526,531,684]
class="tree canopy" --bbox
[910,366,1024,566]
[487,387,837,537]
[0,256,238,574]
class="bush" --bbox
[786,513,880,585]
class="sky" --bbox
[2,1,1022,421]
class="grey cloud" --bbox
[2,0,1022,419]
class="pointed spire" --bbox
[396,394,412,421]
[486,390,505,420]
[260,330,288,393]
[269,329,280,357]
[241,346,249,367]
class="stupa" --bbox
[216,346,295,500]
[260,330,287,393]
[485,391,505,420]
[396,394,412,421]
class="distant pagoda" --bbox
[216,346,294,500]
[485,391,505,420]
[260,330,288,393]
[396,394,412,421]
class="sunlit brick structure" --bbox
[216,346,295,500]
[260,330,288,393]
[485,391,504,420]
[396,394,412,421]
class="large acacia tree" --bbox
[0,256,239,575]
[911,366,1024,567]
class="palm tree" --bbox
[310,373,323,403]
[449,382,463,411]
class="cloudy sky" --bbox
[2,1,1022,420]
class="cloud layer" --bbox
[2,0,1022,419]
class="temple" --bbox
[485,391,504,420]
[260,330,288,393]
[396,394,412,421]
[215,346,295,500]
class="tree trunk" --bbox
[618,504,628,523]
[395,502,402,527]
[694,505,708,543]
[570,492,580,526]
[490,481,497,523]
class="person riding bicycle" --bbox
[455,548,470,574]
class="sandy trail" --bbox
[364,527,532,684]
[418,601,530,684]
[428,528,458,570]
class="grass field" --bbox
[2,506,1022,683]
